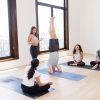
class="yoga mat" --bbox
[38,69,86,81]
[60,62,100,71]
[0,76,54,99]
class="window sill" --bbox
[0,58,18,62]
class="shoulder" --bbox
[25,65,31,72]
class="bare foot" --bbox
[50,17,55,23]
[91,64,98,69]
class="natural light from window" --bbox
[0,0,10,57]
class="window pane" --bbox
[38,0,64,7]
[53,8,64,48]
[0,0,10,57]
[38,5,51,51]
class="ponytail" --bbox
[27,59,39,80]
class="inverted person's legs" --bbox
[49,17,57,39]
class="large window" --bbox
[0,0,10,57]
[36,0,68,52]
[0,0,18,60]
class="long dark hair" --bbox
[27,59,39,80]
[30,26,38,37]
[73,44,83,54]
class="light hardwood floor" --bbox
[0,52,100,100]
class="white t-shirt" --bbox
[22,66,40,87]
[74,52,82,62]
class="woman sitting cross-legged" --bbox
[90,49,100,69]
[21,59,53,94]
[67,44,85,66]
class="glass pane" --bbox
[38,5,51,51]
[0,0,10,57]
[53,8,64,48]
[38,0,64,7]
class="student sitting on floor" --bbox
[90,49,100,69]
[48,17,62,74]
[67,44,85,66]
[21,59,53,94]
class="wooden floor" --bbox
[0,52,100,100]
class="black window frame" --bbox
[36,0,69,53]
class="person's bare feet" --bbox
[50,17,55,23]
[91,64,98,69]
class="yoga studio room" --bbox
[0,0,100,100]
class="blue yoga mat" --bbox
[38,69,86,81]
[0,76,54,99]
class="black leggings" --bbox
[30,45,39,59]
[90,61,100,66]
[21,83,50,94]
[67,61,85,66]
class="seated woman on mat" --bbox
[21,59,53,94]
[67,44,85,66]
[48,17,62,74]
[90,49,100,69]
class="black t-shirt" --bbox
[49,39,59,52]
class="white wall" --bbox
[68,0,100,54]
[80,0,100,54]
[0,0,36,70]
[68,0,80,51]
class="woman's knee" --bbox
[90,61,96,65]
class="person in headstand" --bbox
[67,44,85,66]
[28,26,39,59]
[48,17,62,74]
[21,59,53,94]
[90,49,100,69]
